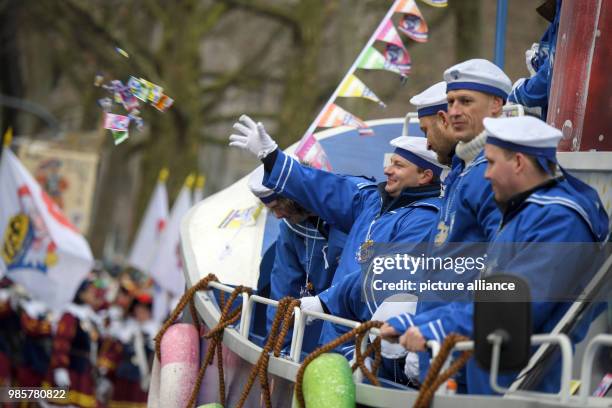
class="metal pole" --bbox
[494,0,508,68]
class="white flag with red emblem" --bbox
[127,168,169,273]
[149,174,194,296]
[0,148,93,309]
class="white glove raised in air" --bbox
[525,42,539,77]
[300,296,324,325]
[229,115,278,159]
[54,368,71,387]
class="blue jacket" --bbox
[508,0,562,119]
[388,176,609,394]
[262,149,441,355]
[266,217,346,352]
[388,151,501,383]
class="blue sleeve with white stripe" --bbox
[262,150,374,233]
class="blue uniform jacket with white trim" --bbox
[266,218,346,352]
[388,176,609,394]
[262,150,441,353]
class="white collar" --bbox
[455,130,487,164]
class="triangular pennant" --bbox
[384,44,412,74]
[419,0,447,7]
[338,74,387,107]
[395,0,429,42]
[317,104,374,136]
[376,20,405,48]
[295,133,333,171]
[358,47,407,77]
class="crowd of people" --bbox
[0,271,159,407]
[230,57,609,395]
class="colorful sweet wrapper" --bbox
[103,112,130,132]
[115,47,130,58]
[97,97,113,112]
[295,133,333,171]
[153,94,174,112]
[111,130,129,145]
[94,73,105,87]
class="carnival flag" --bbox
[149,174,194,296]
[318,104,374,136]
[0,147,93,309]
[295,133,333,171]
[419,0,447,7]
[127,168,169,273]
[376,21,412,74]
[358,47,406,78]
[338,74,387,107]
[193,174,206,204]
[395,0,429,42]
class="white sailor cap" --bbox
[484,116,562,172]
[389,136,445,177]
[444,59,512,101]
[247,165,278,204]
[409,81,448,118]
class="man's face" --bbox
[383,154,421,197]
[265,199,309,224]
[447,90,500,142]
[419,113,455,166]
[484,144,520,203]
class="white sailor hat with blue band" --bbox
[248,165,278,203]
[484,116,561,174]
[390,136,446,177]
[444,59,512,101]
[409,81,448,118]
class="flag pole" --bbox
[0,127,13,163]
[299,0,401,142]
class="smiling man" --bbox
[229,119,444,376]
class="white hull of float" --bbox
[180,116,612,408]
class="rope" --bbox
[235,297,301,408]
[412,333,472,408]
[294,320,384,408]
[152,273,252,408]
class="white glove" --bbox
[300,296,323,325]
[229,115,278,159]
[54,368,71,387]
[525,43,539,77]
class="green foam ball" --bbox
[302,353,355,408]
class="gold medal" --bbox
[357,239,375,263]
[434,221,449,247]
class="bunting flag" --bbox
[318,104,374,136]
[149,174,194,296]
[338,74,386,107]
[127,168,169,273]
[0,148,93,309]
[295,133,333,171]
[376,21,412,74]
[376,19,406,48]
[358,47,407,78]
[395,0,429,42]
[419,0,447,7]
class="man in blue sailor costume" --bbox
[380,59,512,387]
[229,116,443,374]
[248,165,347,353]
[383,116,609,395]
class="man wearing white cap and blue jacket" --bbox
[247,165,347,353]
[228,116,444,370]
[380,59,512,388]
[387,116,609,394]
[410,81,455,167]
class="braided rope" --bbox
[412,333,472,408]
[294,320,383,408]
